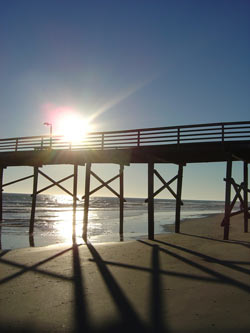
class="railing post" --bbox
[222,124,225,143]
[177,128,180,145]
[101,133,104,150]
[137,130,141,147]
[15,138,18,151]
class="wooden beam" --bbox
[154,170,183,204]
[38,170,75,198]
[2,174,33,188]
[148,162,154,240]
[145,174,180,202]
[34,174,74,196]
[119,165,124,239]
[0,167,3,249]
[82,174,121,199]
[72,165,78,242]
[224,160,232,240]
[29,166,38,235]
[175,164,183,233]
[244,162,248,233]
[83,162,91,242]
[90,170,126,201]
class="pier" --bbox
[0,121,249,241]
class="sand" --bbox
[0,213,250,332]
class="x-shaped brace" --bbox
[82,170,126,202]
[145,169,183,204]
[222,177,250,225]
[32,169,79,200]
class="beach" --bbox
[0,213,249,332]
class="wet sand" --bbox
[0,213,250,332]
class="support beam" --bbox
[224,159,232,240]
[243,161,248,233]
[175,164,183,233]
[38,170,76,198]
[119,165,124,240]
[83,162,91,242]
[148,162,154,240]
[0,167,4,249]
[90,170,126,201]
[72,165,78,242]
[29,166,38,235]
[35,174,74,196]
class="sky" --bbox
[0,0,249,200]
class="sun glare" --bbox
[58,112,93,143]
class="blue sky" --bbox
[0,0,249,199]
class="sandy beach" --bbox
[0,213,250,332]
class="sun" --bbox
[57,112,93,143]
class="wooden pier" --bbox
[0,121,249,243]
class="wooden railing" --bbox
[0,121,250,152]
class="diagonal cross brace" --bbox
[84,170,126,202]
[145,170,183,204]
[37,170,78,199]
[222,177,249,225]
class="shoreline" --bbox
[0,213,249,332]
[0,211,224,252]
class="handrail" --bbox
[0,121,250,152]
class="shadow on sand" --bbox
[1,234,250,332]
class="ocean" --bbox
[0,193,229,250]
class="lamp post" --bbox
[43,122,52,148]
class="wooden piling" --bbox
[243,161,248,233]
[0,167,3,223]
[175,164,183,233]
[119,165,124,239]
[29,166,38,235]
[83,162,91,242]
[72,165,78,242]
[224,159,232,240]
[148,162,154,240]
[0,167,3,249]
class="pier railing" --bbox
[0,121,250,152]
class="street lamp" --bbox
[43,122,52,148]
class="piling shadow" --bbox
[86,241,147,332]
[72,243,89,332]
[139,239,250,293]
[180,231,250,249]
